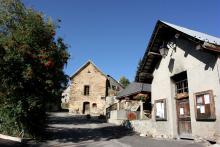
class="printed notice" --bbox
[161,103,164,118]
[200,105,205,113]
[156,102,164,118]
[180,108,184,115]
[197,97,203,104]
[204,94,210,104]
[156,103,161,116]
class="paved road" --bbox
[0,113,207,147]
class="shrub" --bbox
[0,0,69,138]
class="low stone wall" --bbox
[129,120,153,136]
[129,120,172,139]
[110,110,141,120]
[108,119,124,125]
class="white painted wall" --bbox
[151,38,220,140]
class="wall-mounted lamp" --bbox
[175,33,180,39]
[159,41,169,57]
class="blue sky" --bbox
[23,0,220,82]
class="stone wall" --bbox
[69,62,106,115]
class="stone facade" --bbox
[68,61,123,116]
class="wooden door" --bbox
[83,102,90,114]
[176,98,192,138]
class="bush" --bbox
[61,103,69,110]
[0,0,69,138]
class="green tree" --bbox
[119,76,130,88]
[0,0,69,138]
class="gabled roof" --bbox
[70,60,106,79]
[116,82,151,99]
[70,61,122,89]
[135,20,220,83]
[107,75,124,90]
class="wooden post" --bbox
[140,100,144,120]
[117,101,120,111]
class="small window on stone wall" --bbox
[84,85,90,96]
[92,103,97,107]
[155,99,167,121]
[112,85,116,90]
[92,103,97,111]
[194,90,216,121]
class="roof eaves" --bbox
[160,20,220,46]
[107,75,124,89]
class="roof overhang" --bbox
[136,20,220,84]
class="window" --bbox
[112,85,116,90]
[171,71,188,97]
[84,85,90,96]
[155,99,167,121]
[92,103,97,109]
[176,79,188,94]
[194,90,215,121]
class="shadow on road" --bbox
[44,125,134,143]
[48,115,106,125]
[42,113,135,143]
[0,113,134,146]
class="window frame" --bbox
[194,90,216,121]
[175,79,188,94]
[155,99,167,121]
[84,85,90,96]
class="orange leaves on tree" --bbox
[44,59,54,68]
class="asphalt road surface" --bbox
[0,112,206,147]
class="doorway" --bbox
[176,98,192,138]
[83,102,90,114]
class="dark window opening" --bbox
[171,71,188,95]
[92,103,97,108]
[176,79,188,94]
[84,85,90,96]
[112,85,116,90]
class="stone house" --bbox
[68,60,123,116]
[135,20,220,142]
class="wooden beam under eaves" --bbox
[148,52,162,56]
[202,42,220,53]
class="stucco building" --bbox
[136,20,220,142]
[68,60,123,116]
